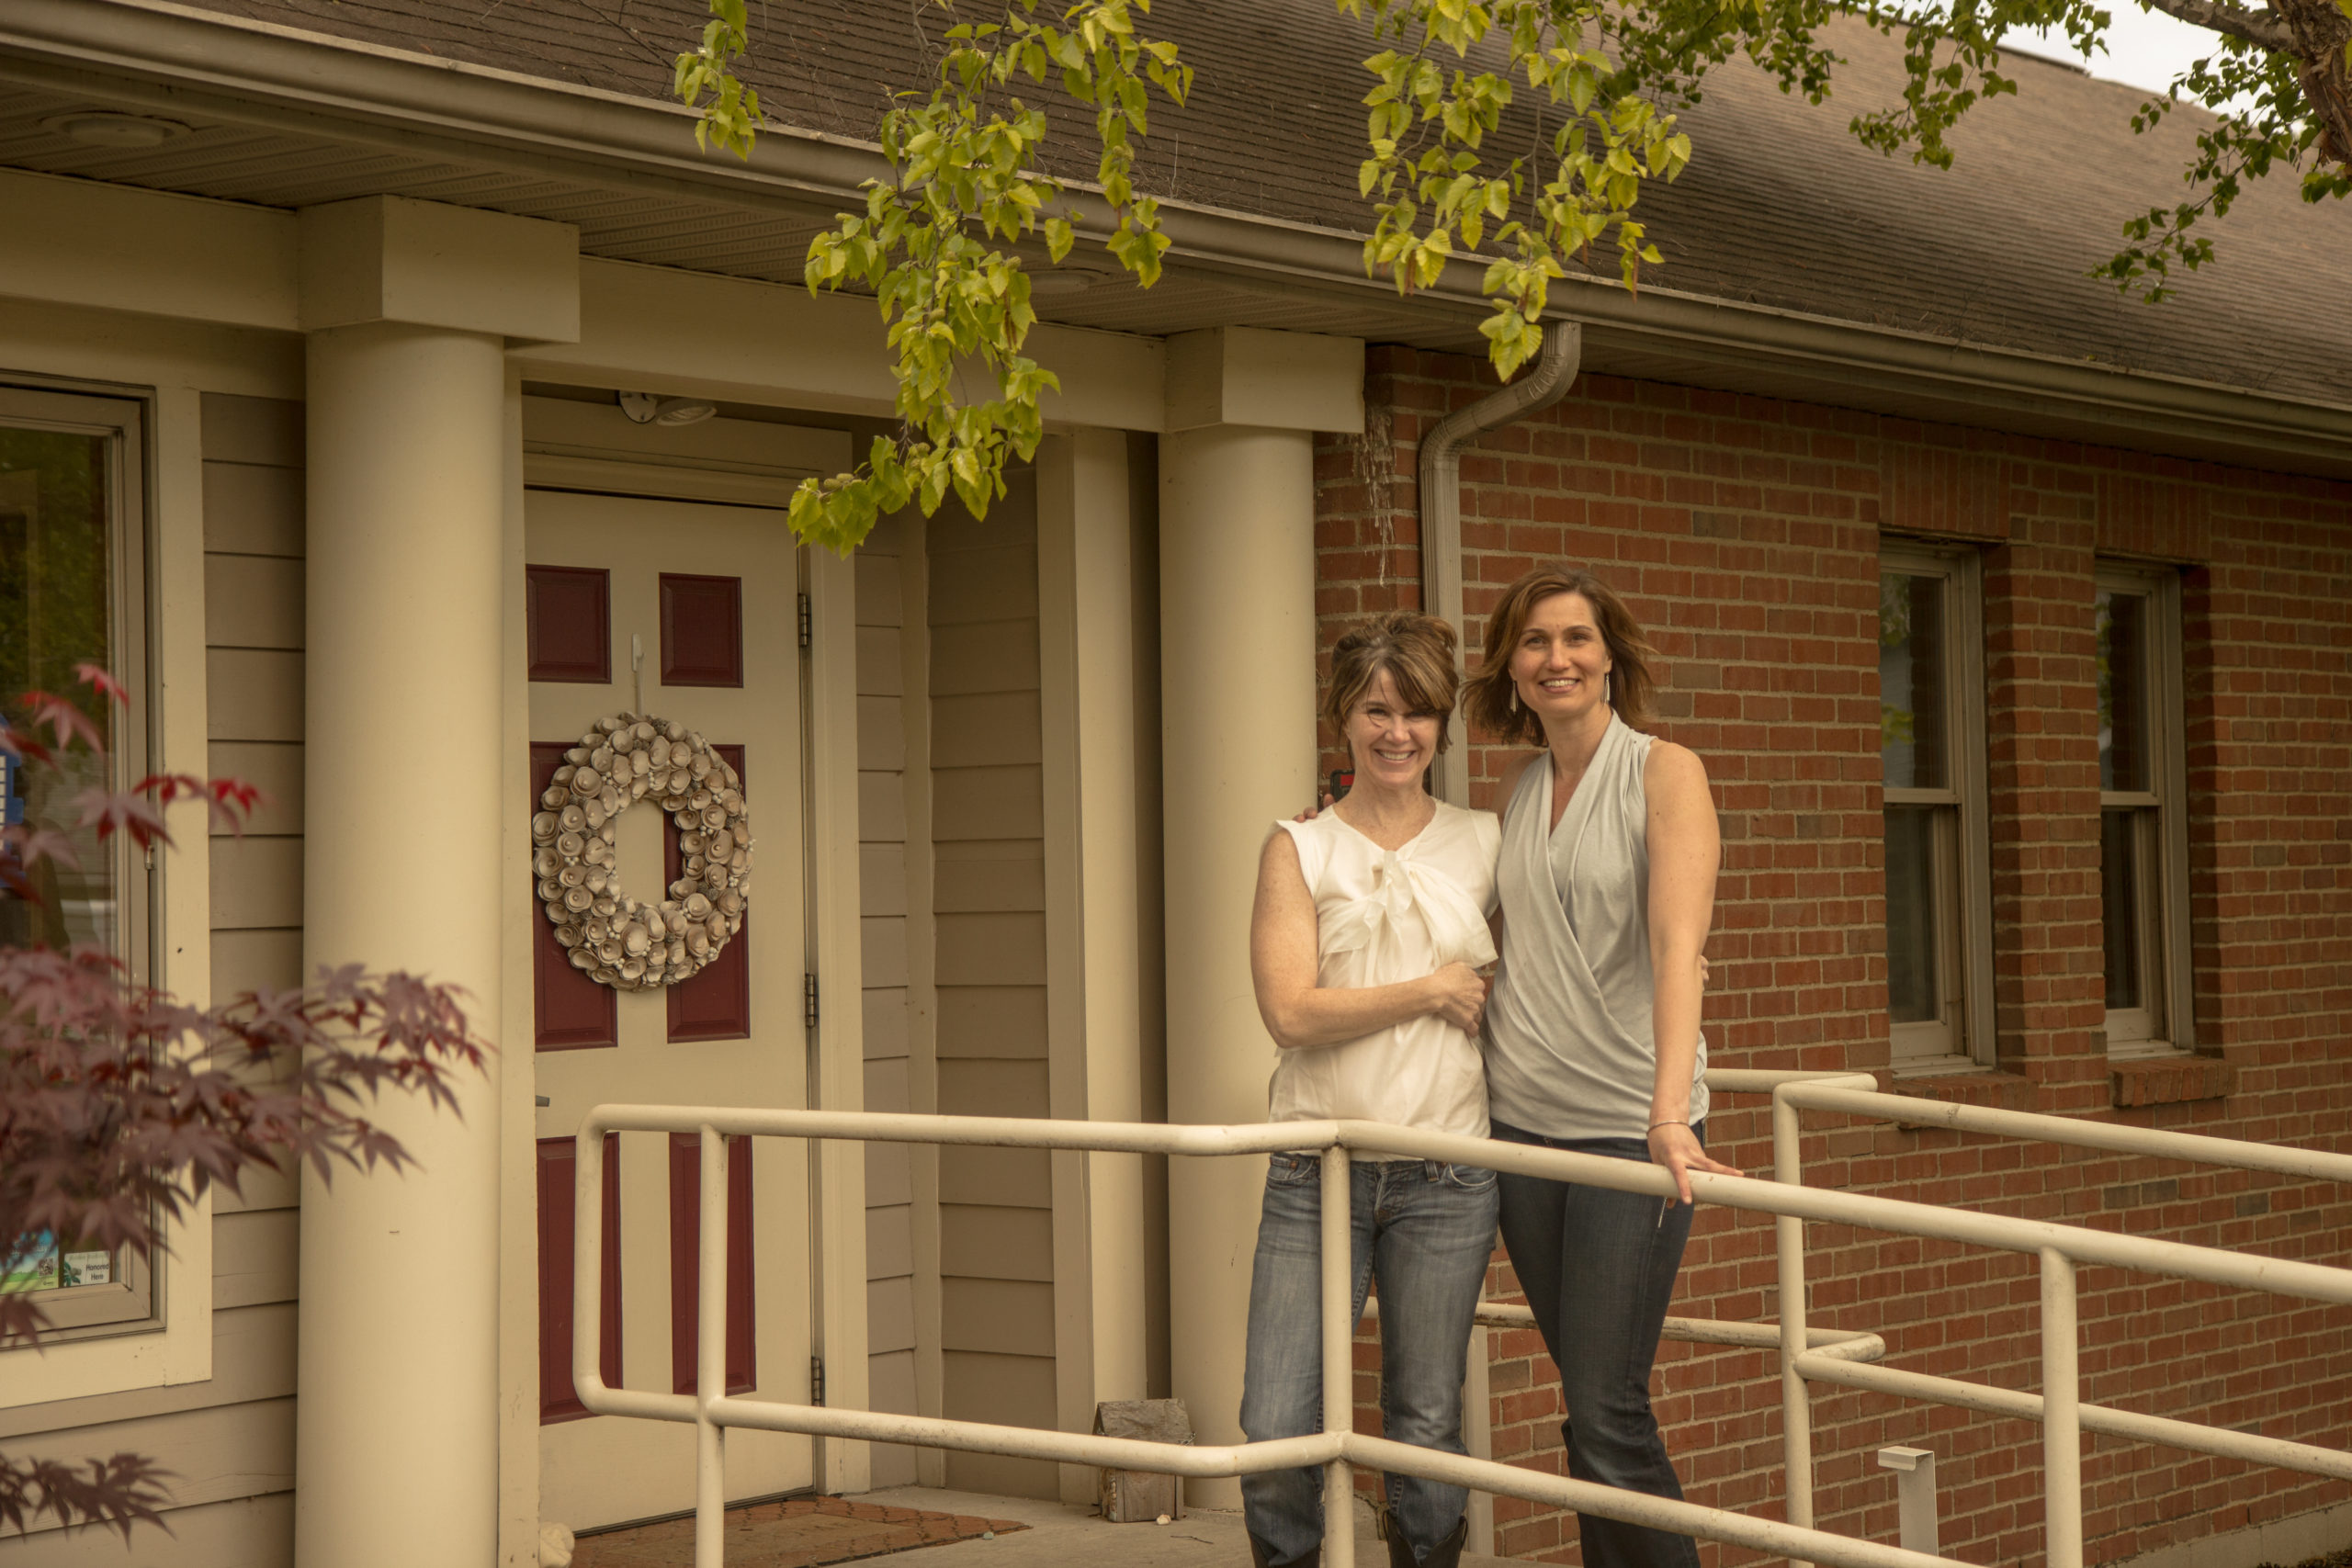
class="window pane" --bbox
[2100,807,2142,1010]
[2098,589,2147,794]
[0,424,115,954]
[1880,573,1946,790]
[1885,806,1941,1024]
[0,412,137,1327]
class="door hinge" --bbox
[797,592,812,649]
[804,972,820,1030]
[810,1354,827,1407]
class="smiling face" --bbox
[1342,668,1442,790]
[1510,592,1613,729]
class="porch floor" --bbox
[840,1486,1516,1568]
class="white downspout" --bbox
[1418,321,1584,802]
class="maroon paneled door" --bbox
[526,488,812,1530]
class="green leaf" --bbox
[726,0,1191,551]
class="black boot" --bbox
[1417,1517,1470,1568]
[1377,1510,1470,1568]
[1249,1531,1318,1568]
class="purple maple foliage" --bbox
[1,670,489,1539]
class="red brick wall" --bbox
[1319,345,2352,1567]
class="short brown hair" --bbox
[1463,567,1657,745]
[1323,612,1460,754]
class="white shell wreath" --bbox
[530,713,752,991]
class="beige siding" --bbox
[0,393,311,1559]
[205,648,303,745]
[855,517,922,1488]
[938,1206,1055,1281]
[930,479,1057,1497]
[211,1208,300,1310]
[0,1495,293,1568]
[0,1398,295,1515]
[940,1350,1059,1499]
[200,394,306,1017]
[209,928,302,1000]
[0,1303,293,1442]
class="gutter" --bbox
[1419,321,1583,803]
[6,0,2352,477]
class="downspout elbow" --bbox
[1416,322,1584,800]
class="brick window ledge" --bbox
[1887,1069,2038,1111]
[2110,1055,2232,1109]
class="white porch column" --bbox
[1038,428,1151,1502]
[1159,330,1363,1508]
[295,198,577,1568]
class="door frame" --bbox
[496,393,869,1561]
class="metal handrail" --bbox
[573,1071,2352,1568]
[1762,1073,2352,1565]
[1366,1295,1891,1363]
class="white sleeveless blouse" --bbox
[1266,801,1501,1139]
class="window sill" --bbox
[1887,1068,2037,1112]
[2110,1055,2231,1109]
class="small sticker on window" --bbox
[2,1234,58,1292]
[62,1251,110,1287]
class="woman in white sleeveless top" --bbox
[1467,567,1739,1568]
[1242,613,1500,1568]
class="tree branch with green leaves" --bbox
[675,0,2351,553]
[1346,0,1695,378]
[684,0,1191,551]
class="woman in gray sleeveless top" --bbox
[1467,566,1738,1568]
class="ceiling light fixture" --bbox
[1027,266,1114,298]
[617,391,718,427]
[42,112,192,149]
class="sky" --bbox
[1998,4,2232,97]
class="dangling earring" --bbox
[1509,685,1521,716]
[1603,674,1612,706]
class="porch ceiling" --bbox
[0,69,1460,350]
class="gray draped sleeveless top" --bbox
[1483,713,1709,1141]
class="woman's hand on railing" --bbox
[1425,961,1488,1035]
[1649,1121,1743,1204]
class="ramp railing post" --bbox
[1874,1447,1938,1556]
[1322,1145,1354,1568]
[697,1126,729,1568]
[1774,1087,1816,1563]
[2041,1247,2083,1568]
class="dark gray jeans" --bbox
[1492,1119,1704,1568]
[1238,1153,1499,1565]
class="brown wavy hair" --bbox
[1463,567,1657,746]
[1323,612,1461,754]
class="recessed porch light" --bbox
[41,112,192,149]
[1028,265,1116,297]
[617,391,718,427]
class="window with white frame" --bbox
[0,382,157,1337]
[2097,562,2192,1056]
[1879,542,1994,1069]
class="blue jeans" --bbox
[1239,1153,1500,1565]
[1492,1120,1704,1568]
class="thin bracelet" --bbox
[1648,1119,1689,1132]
